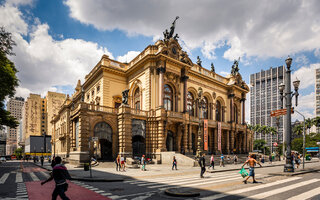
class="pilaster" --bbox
[118,104,132,157]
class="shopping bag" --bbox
[239,167,248,178]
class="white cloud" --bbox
[5,0,33,6]
[315,48,320,58]
[117,51,140,63]
[220,71,229,76]
[292,63,320,89]
[1,2,113,98]
[293,92,315,120]
[64,0,320,62]
[295,55,309,65]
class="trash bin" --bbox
[84,163,89,171]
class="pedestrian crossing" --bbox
[200,177,320,200]
[0,171,50,184]
[125,171,266,190]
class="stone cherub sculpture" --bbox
[197,56,202,67]
[122,89,129,105]
[211,63,215,73]
[231,57,240,75]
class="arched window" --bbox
[216,100,221,122]
[202,97,208,119]
[187,92,194,116]
[234,104,238,124]
[134,88,140,110]
[164,84,173,111]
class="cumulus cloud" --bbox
[293,92,315,120]
[0,2,113,98]
[295,55,309,65]
[292,63,320,89]
[117,51,140,63]
[64,0,320,61]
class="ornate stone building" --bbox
[52,24,253,164]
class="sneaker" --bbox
[243,180,247,184]
[253,181,258,183]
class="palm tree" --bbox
[293,124,304,136]
[261,125,268,143]
[254,124,262,139]
[305,118,313,134]
[268,127,277,153]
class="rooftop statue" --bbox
[197,56,202,67]
[122,89,129,105]
[211,63,215,73]
[163,16,179,40]
[231,57,240,76]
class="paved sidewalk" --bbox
[32,158,320,181]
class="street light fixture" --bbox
[279,56,300,172]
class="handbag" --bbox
[239,167,248,178]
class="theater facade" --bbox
[51,24,253,164]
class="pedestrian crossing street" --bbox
[0,171,50,184]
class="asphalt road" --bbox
[1,161,320,199]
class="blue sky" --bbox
[1,0,320,121]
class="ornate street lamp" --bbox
[195,87,206,157]
[279,56,300,172]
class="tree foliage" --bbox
[14,147,23,159]
[291,132,320,154]
[0,27,19,129]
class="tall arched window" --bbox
[134,88,140,110]
[202,97,208,119]
[164,84,173,111]
[187,92,194,116]
[216,100,221,122]
[234,104,238,124]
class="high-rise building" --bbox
[250,66,286,148]
[316,68,320,116]
[6,97,24,155]
[21,92,65,150]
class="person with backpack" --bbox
[172,156,177,170]
[220,154,225,167]
[41,156,71,200]
[199,153,206,178]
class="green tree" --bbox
[293,124,304,136]
[14,147,23,159]
[0,27,19,129]
[254,139,266,152]
[305,118,313,134]
[312,116,320,133]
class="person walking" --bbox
[233,155,238,165]
[115,155,121,171]
[41,156,71,200]
[269,154,272,164]
[208,154,214,170]
[141,155,146,171]
[172,156,177,170]
[295,153,301,169]
[51,156,56,168]
[199,153,206,178]
[40,156,44,166]
[220,154,225,167]
[241,154,262,184]
[120,155,126,171]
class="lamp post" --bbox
[195,87,206,157]
[278,56,300,172]
[275,116,281,160]
[294,109,305,169]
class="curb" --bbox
[164,189,200,197]
[269,168,320,176]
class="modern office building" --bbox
[6,97,24,155]
[316,68,320,117]
[51,23,253,164]
[250,66,286,148]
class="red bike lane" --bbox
[26,181,111,200]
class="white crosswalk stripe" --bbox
[29,172,40,181]
[287,186,320,200]
[39,171,50,178]
[0,173,10,184]
[200,177,302,200]
[245,179,320,199]
[15,172,23,183]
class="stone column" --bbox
[188,124,192,152]
[241,96,246,124]
[183,124,188,153]
[157,120,165,151]
[226,130,230,154]
[118,104,132,157]
[158,64,166,108]
[214,128,218,154]
[181,75,189,112]
[244,131,247,153]
[229,94,235,123]
[230,131,235,153]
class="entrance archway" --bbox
[166,131,175,151]
[94,122,113,161]
[132,135,145,158]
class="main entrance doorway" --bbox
[166,131,175,151]
[94,122,113,161]
[132,119,146,158]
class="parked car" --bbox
[0,157,6,162]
